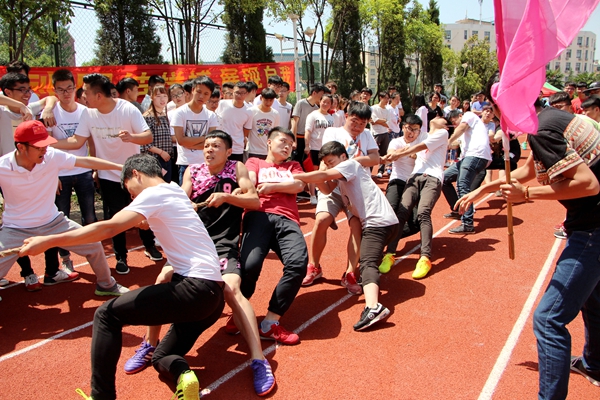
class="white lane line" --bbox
[0,321,93,363]
[477,238,563,400]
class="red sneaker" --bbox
[341,272,363,295]
[24,273,42,292]
[260,323,300,345]
[302,263,322,286]
[224,315,240,335]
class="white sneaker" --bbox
[310,195,317,205]
[61,259,74,274]
[376,173,383,178]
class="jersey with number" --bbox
[189,160,241,254]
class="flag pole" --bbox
[503,131,515,259]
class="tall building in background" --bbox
[547,31,596,76]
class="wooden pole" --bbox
[503,133,515,259]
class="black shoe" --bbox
[353,303,390,331]
[571,356,600,386]
[144,246,163,261]
[443,212,461,220]
[448,225,475,235]
[115,259,130,275]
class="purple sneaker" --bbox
[251,359,276,396]
[124,339,156,374]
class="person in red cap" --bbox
[0,120,129,296]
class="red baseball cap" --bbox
[14,120,57,147]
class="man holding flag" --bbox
[456,1,600,398]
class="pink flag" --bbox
[492,0,600,134]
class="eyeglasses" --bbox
[25,143,46,151]
[11,87,33,94]
[207,100,219,105]
[55,86,76,95]
[171,91,184,99]
[405,126,421,133]
[234,91,247,96]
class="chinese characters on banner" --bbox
[0,62,295,99]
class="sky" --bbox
[70,1,600,66]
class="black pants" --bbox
[384,179,421,254]
[240,212,307,316]
[90,274,224,400]
[375,133,391,174]
[360,224,400,286]
[99,179,155,261]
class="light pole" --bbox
[303,27,315,85]
[275,33,285,62]
[289,14,301,102]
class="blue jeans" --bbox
[178,165,188,186]
[55,171,98,258]
[442,156,489,227]
[533,228,600,400]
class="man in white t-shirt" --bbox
[295,140,399,331]
[386,93,403,139]
[0,120,128,296]
[5,61,40,105]
[170,76,219,182]
[19,154,224,400]
[381,115,449,279]
[215,81,252,161]
[301,102,379,295]
[441,109,492,234]
[371,91,391,178]
[247,88,280,159]
[44,69,96,274]
[71,73,160,274]
[252,75,283,106]
[274,82,293,130]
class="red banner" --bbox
[0,62,295,98]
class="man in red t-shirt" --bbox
[240,127,307,345]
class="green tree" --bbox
[0,20,74,66]
[545,68,565,88]
[0,0,72,62]
[571,71,600,85]
[457,35,498,97]
[222,1,274,64]
[421,0,443,90]
[328,0,365,96]
[95,0,164,65]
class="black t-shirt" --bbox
[426,105,443,126]
[529,107,600,233]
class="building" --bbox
[547,31,596,76]
[443,18,496,52]
[365,46,379,93]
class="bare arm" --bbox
[174,126,206,150]
[19,210,144,256]
[448,122,469,144]
[120,129,152,145]
[74,156,122,171]
[353,148,380,168]
[51,134,88,150]
[383,142,428,162]
[0,97,32,120]
[206,162,260,209]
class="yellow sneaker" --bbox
[75,389,93,399]
[412,256,432,279]
[379,253,395,274]
[172,370,200,400]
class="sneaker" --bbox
[95,282,130,296]
[124,339,157,374]
[144,246,163,261]
[448,225,475,235]
[302,263,322,286]
[224,315,240,335]
[554,227,567,240]
[260,323,300,345]
[174,370,200,400]
[353,303,391,331]
[0,277,9,287]
[251,359,276,396]
[571,356,600,387]
[61,259,75,274]
[115,259,130,275]
[24,273,42,292]
[443,211,461,220]
[412,256,432,279]
[379,253,395,274]
[43,269,80,285]
[341,272,363,295]
[376,172,383,178]
[309,195,317,205]
[75,388,93,399]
